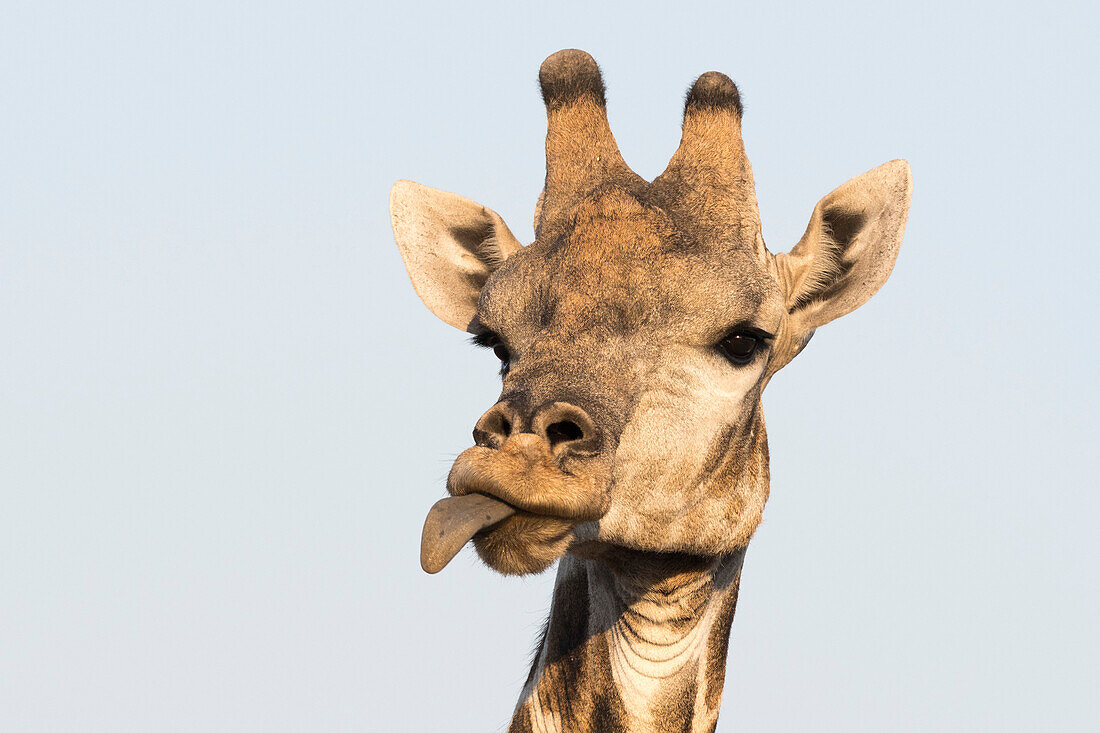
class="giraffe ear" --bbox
[390,181,523,331]
[775,160,912,334]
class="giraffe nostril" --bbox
[473,403,519,448]
[534,402,599,457]
[545,420,584,446]
[476,400,598,455]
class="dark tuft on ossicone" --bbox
[685,71,742,118]
[539,49,607,109]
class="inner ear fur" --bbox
[775,160,912,333]
[389,180,523,331]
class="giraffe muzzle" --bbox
[419,434,610,574]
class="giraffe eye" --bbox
[716,331,761,365]
[471,331,511,375]
[492,344,511,376]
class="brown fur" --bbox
[389,49,911,731]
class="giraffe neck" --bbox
[509,548,746,733]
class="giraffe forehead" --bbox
[482,202,778,340]
[557,187,771,283]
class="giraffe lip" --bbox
[446,445,607,521]
[419,493,516,574]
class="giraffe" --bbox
[389,50,911,732]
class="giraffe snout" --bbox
[473,400,602,460]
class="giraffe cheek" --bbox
[598,372,765,554]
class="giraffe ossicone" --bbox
[390,48,911,732]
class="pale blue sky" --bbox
[1,1,1097,730]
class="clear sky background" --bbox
[2,1,1097,731]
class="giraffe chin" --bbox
[471,511,576,576]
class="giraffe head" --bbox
[391,50,911,576]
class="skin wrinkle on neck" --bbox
[515,550,745,733]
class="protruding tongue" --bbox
[420,494,516,574]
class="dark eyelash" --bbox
[721,324,775,342]
[471,331,501,348]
